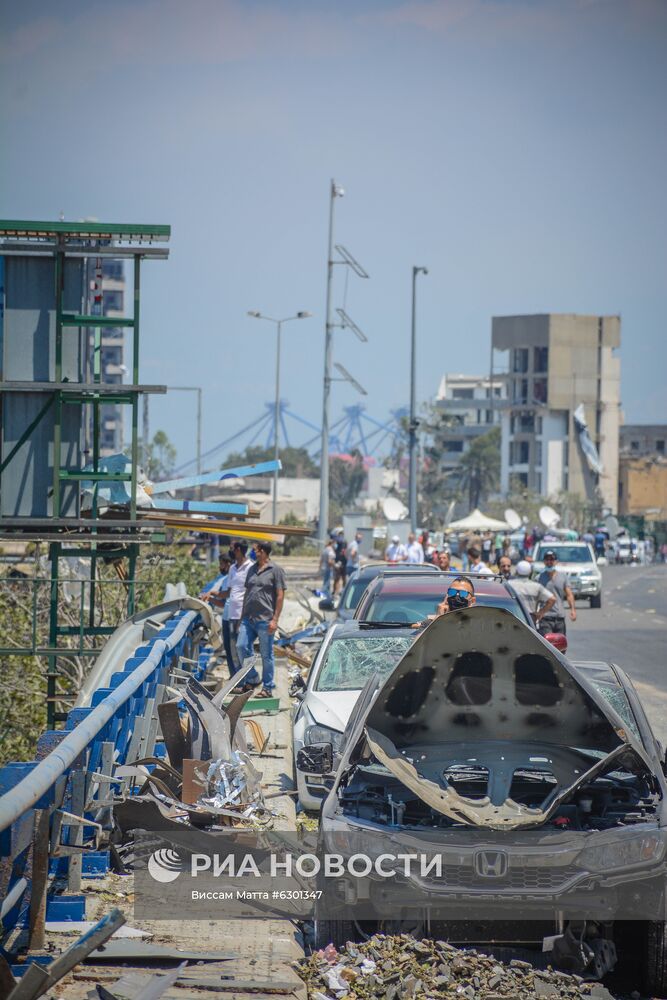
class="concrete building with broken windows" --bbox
[491,314,621,512]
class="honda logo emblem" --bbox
[473,850,509,878]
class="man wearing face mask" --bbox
[537,550,576,635]
[413,576,475,627]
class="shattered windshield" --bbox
[315,635,413,692]
[588,681,642,744]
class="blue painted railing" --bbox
[0,602,214,942]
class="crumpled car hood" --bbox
[365,605,625,751]
[340,606,656,831]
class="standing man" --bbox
[537,549,576,635]
[385,534,407,563]
[333,530,348,595]
[468,546,492,576]
[509,560,556,628]
[235,541,286,698]
[346,530,363,578]
[406,532,424,564]
[497,555,513,580]
[320,535,336,599]
[436,548,451,572]
[220,540,253,677]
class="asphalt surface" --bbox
[565,562,667,742]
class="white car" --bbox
[532,541,603,608]
[292,622,414,811]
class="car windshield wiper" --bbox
[357,620,417,629]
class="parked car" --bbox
[532,541,603,608]
[353,572,536,628]
[293,621,415,810]
[335,563,439,623]
[304,606,667,994]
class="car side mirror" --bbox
[289,675,307,700]
[545,632,568,654]
[296,743,333,775]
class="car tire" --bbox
[590,594,602,609]
[644,920,667,997]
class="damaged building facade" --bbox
[492,314,621,513]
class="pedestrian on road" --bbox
[219,540,253,677]
[406,532,424,564]
[536,549,576,635]
[235,541,286,698]
[320,535,336,599]
[346,530,363,578]
[510,560,556,628]
[498,555,512,579]
[385,534,407,563]
[436,548,451,571]
[468,546,492,576]
[333,530,348,594]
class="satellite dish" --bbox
[382,497,407,521]
[605,515,620,539]
[539,505,560,529]
[504,508,522,531]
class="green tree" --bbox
[458,427,501,509]
[329,450,366,510]
[143,430,177,480]
[225,445,318,479]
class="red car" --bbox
[353,572,568,652]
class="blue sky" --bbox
[2,0,666,469]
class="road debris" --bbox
[298,935,626,999]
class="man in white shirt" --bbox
[346,531,363,577]
[468,545,493,576]
[385,534,407,563]
[220,540,253,677]
[320,536,336,598]
[406,532,424,564]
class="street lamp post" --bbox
[409,266,428,534]
[170,386,203,497]
[247,310,312,523]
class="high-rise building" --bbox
[492,314,621,513]
[83,257,127,456]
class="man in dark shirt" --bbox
[537,550,577,635]
[235,541,286,697]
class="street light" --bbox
[409,266,428,533]
[319,178,370,544]
[169,386,203,497]
[333,362,367,396]
[247,310,312,523]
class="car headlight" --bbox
[304,724,345,754]
[577,833,665,872]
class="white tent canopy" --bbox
[447,508,511,532]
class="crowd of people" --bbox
[202,539,286,699]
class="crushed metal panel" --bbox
[365,606,626,753]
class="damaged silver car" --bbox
[305,606,667,994]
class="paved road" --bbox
[565,562,667,741]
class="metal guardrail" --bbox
[0,598,216,951]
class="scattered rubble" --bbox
[298,934,629,1000]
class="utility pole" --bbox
[170,387,202,496]
[318,180,341,544]
[247,311,312,524]
[409,266,428,533]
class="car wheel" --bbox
[590,593,602,609]
[644,920,667,997]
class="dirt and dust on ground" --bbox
[297,934,645,1000]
